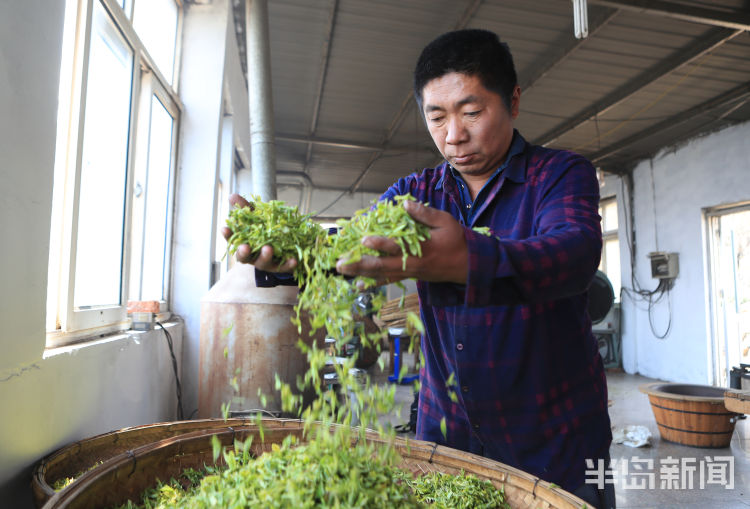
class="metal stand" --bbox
[388,328,419,384]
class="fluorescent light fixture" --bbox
[573,0,589,39]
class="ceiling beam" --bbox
[276,133,436,153]
[590,81,750,164]
[588,0,750,31]
[520,6,619,91]
[303,0,340,173]
[532,27,743,147]
[348,0,484,193]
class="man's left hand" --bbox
[335,200,468,285]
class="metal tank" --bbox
[198,262,321,418]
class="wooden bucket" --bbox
[640,383,741,448]
[32,418,260,507]
[724,389,750,414]
[41,419,589,509]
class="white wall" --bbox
[0,2,186,507]
[0,0,62,373]
[615,121,750,383]
[0,326,183,506]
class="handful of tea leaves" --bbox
[225,197,327,281]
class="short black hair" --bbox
[413,29,517,112]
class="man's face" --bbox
[421,72,520,180]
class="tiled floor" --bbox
[370,353,750,508]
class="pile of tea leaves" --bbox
[114,435,510,509]
[52,461,104,492]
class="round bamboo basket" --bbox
[41,419,588,509]
[32,418,261,507]
[640,383,741,448]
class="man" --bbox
[226,29,614,508]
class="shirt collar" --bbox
[435,129,527,190]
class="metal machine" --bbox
[589,270,621,368]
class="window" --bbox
[706,203,750,386]
[211,110,239,286]
[129,80,179,302]
[47,0,182,346]
[599,196,621,301]
[132,0,180,85]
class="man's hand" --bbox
[335,200,468,285]
[221,193,298,273]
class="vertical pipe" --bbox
[245,0,277,201]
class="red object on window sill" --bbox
[127,300,160,314]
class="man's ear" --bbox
[510,85,521,120]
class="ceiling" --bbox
[231,0,750,198]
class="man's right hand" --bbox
[221,193,298,273]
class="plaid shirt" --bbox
[381,131,611,491]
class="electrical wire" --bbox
[572,50,713,153]
[156,321,185,420]
[618,174,675,339]
[648,279,674,339]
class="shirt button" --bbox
[472,422,480,430]
[462,385,469,393]
[456,343,464,351]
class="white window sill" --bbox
[44,319,181,359]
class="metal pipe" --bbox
[277,171,313,214]
[246,0,277,200]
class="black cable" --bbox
[156,321,185,420]
[647,279,674,339]
[617,174,674,339]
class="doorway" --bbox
[707,204,750,387]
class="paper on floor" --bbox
[612,425,652,447]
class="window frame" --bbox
[211,105,238,286]
[599,195,621,301]
[47,0,183,346]
[128,73,181,305]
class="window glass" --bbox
[598,197,621,301]
[604,238,621,298]
[139,96,174,300]
[132,0,178,83]
[602,199,618,233]
[73,1,134,308]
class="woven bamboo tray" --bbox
[32,418,259,507]
[41,419,588,509]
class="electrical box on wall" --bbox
[648,251,679,279]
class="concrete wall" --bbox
[612,121,750,383]
[0,2,185,506]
